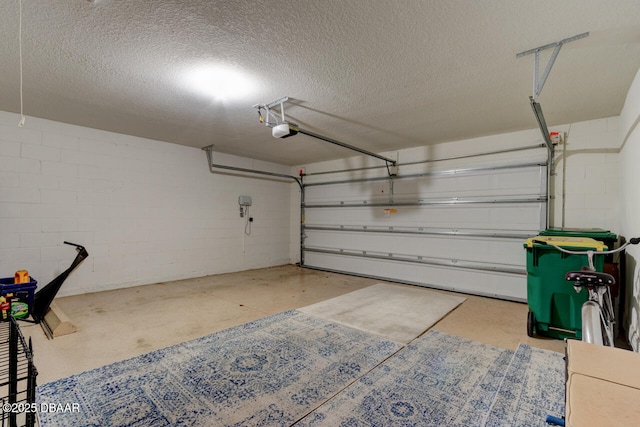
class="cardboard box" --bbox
[566,339,640,426]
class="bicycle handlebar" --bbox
[64,241,84,249]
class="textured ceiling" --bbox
[1,0,640,165]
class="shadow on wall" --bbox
[364,144,435,210]
[626,253,640,351]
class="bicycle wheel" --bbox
[581,302,603,345]
[601,318,612,347]
[599,306,614,347]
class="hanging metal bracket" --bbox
[518,33,589,228]
[517,32,589,99]
[255,96,291,127]
[254,97,397,173]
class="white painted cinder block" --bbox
[0,123,42,144]
[40,189,78,205]
[41,217,78,233]
[0,203,21,218]
[41,132,80,150]
[0,247,41,265]
[0,140,21,157]
[0,156,41,174]
[41,160,78,177]
[0,233,20,249]
[20,232,62,248]
[21,143,60,162]
[0,110,293,297]
[0,187,40,204]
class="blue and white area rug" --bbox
[37,313,565,427]
[297,330,565,427]
[36,310,402,427]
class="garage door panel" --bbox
[304,230,526,266]
[304,204,542,230]
[305,167,545,202]
[301,160,545,300]
[303,252,527,301]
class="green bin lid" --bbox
[524,235,608,251]
[539,227,617,240]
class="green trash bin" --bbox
[524,235,608,340]
[540,227,620,295]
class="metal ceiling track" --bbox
[517,32,589,228]
[203,140,305,265]
[202,145,302,189]
[255,97,397,173]
[305,143,546,177]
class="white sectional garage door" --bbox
[300,149,548,301]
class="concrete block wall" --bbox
[549,117,621,233]
[0,111,292,297]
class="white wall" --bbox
[550,118,621,232]
[619,68,640,351]
[0,111,292,297]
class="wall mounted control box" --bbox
[238,196,252,206]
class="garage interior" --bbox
[2,1,640,426]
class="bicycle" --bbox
[533,236,639,347]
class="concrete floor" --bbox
[21,264,565,385]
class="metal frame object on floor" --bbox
[0,316,37,427]
[31,241,89,339]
